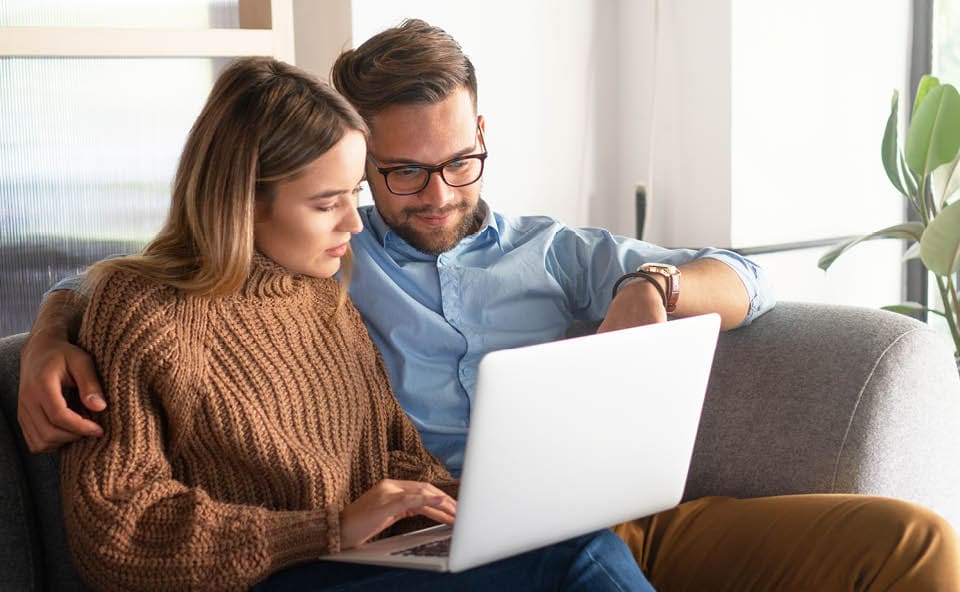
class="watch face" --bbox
[638,263,680,313]
[641,263,679,275]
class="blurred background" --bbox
[1,0,958,336]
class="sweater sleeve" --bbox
[60,271,338,592]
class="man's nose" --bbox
[417,171,455,208]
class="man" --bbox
[18,19,959,591]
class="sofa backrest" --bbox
[0,333,84,591]
[2,301,959,585]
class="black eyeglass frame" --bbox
[369,126,488,196]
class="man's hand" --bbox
[17,292,104,453]
[339,480,457,549]
[597,279,667,333]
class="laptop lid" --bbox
[321,314,720,572]
[447,313,720,571]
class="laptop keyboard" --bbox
[390,536,452,557]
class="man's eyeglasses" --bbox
[369,126,487,196]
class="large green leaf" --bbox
[913,75,940,117]
[818,222,925,270]
[882,303,947,318]
[920,199,960,275]
[905,84,960,177]
[932,153,960,209]
[882,90,906,196]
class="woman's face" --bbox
[254,130,366,278]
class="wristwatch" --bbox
[638,263,681,313]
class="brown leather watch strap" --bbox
[612,271,667,307]
[638,263,681,313]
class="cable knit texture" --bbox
[60,253,456,592]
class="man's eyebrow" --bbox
[376,144,478,166]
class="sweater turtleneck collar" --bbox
[243,251,306,299]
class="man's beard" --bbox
[386,200,482,256]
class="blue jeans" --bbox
[252,530,654,591]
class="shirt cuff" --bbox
[41,273,85,303]
[698,250,777,327]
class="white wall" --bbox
[639,0,911,250]
[644,0,732,248]
[298,0,914,307]
[344,1,911,244]
[612,0,656,238]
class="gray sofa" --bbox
[2,301,960,591]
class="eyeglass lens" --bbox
[386,157,484,195]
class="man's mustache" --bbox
[401,201,470,218]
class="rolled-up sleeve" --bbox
[696,248,776,326]
[548,226,776,327]
[42,273,84,301]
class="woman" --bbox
[61,57,652,592]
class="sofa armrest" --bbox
[683,302,960,526]
[0,332,84,591]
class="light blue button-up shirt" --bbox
[49,201,774,475]
[349,202,775,475]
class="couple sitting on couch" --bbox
[16,19,959,592]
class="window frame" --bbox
[0,0,293,60]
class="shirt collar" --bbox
[471,200,501,243]
[364,204,393,248]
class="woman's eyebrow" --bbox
[306,189,350,200]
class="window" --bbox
[0,0,293,336]
[724,0,910,309]
[926,0,960,337]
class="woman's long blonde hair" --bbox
[85,57,367,303]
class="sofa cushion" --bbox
[0,333,84,591]
[0,392,38,590]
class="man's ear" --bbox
[477,114,486,135]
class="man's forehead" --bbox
[367,90,478,163]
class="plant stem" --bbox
[916,177,930,225]
[934,274,960,354]
[949,275,960,345]
[907,193,923,220]
[928,182,939,217]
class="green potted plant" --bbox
[818,75,960,370]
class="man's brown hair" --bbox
[331,18,478,122]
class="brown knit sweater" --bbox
[61,254,456,592]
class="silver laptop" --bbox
[321,313,720,572]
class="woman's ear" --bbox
[253,198,271,224]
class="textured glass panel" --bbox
[0,0,238,28]
[0,57,224,337]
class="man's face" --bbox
[366,87,485,255]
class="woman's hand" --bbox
[339,480,457,549]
